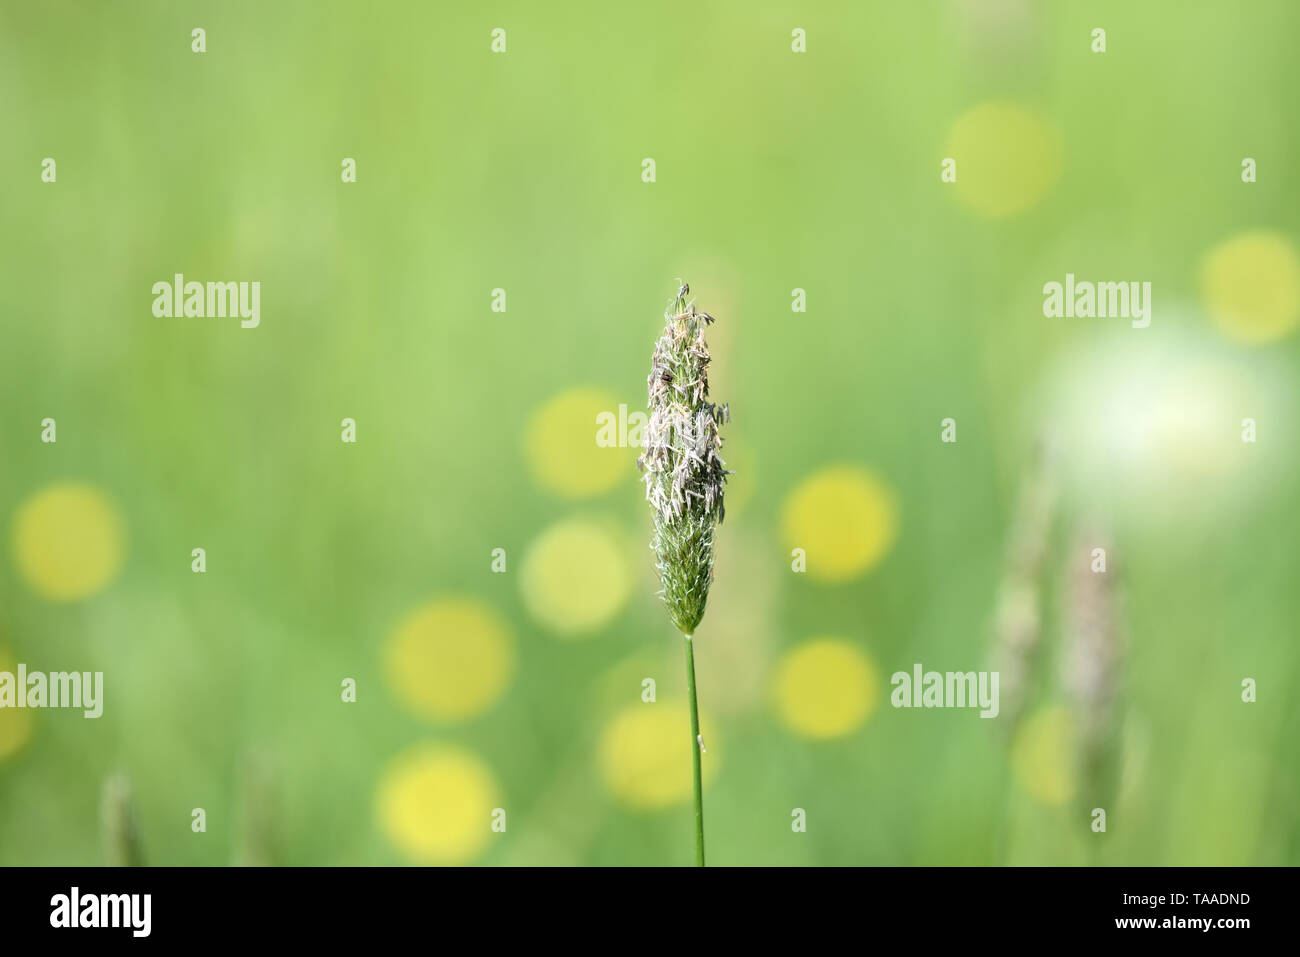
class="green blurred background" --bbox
[2,0,1299,866]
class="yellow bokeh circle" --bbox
[772,639,879,739]
[376,744,501,864]
[598,701,717,810]
[11,482,126,601]
[521,518,630,637]
[780,465,899,583]
[384,599,515,722]
[1200,230,1300,343]
[0,649,34,760]
[1010,706,1076,807]
[525,387,627,498]
[945,101,1062,219]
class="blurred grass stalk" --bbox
[101,773,145,867]
[993,439,1058,735]
[1064,519,1125,838]
[989,439,1057,863]
[235,754,276,867]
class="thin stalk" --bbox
[683,633,705,866]
[101,773,145,867]
[643,281,728,867]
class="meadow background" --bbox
[2,0,1299,866]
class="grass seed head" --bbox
[641,282,730,636]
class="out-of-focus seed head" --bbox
[1063,520,1125,814]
